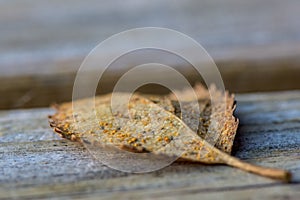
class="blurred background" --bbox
[1,0,300,109]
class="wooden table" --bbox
[0,91,299,199]
[1,1,300,198]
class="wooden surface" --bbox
[1,0,300,109]
[0,91,299,199]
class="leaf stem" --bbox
[220,150,292,182]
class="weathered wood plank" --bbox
[95,184,300,200]
[1,56,300,110]
[1,0,300,109]
[0,91,299,199]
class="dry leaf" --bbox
[49,85,291,182]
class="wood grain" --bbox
[1,0,300,109]
[0,91,299,199]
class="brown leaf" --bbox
[49,85,291,182]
